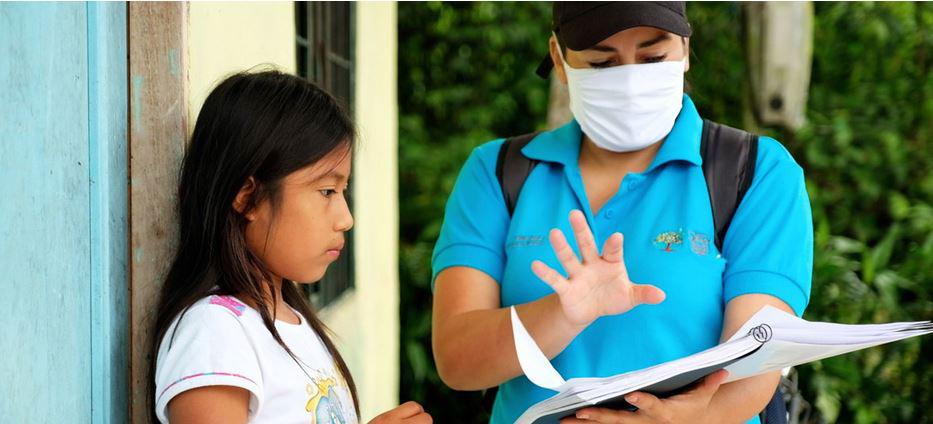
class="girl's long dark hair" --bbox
[148,69,359,420]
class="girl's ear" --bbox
[233,176,259,221]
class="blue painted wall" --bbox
[0,2,128,422]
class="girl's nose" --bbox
[335,200,354,232]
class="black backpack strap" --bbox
[700,119,759,251]
[495,132,541,216]
[702,120,785,423]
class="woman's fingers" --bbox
[569,406,636,423]
[569,210,600,263]
[549,228,583,275]
[631,284,666,306]
[667,369,728,405]
[600,232,624,263]
[623,392,665,421]
[532,260,570,295]
[692,369,729,398]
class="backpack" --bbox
[491,119,800,424]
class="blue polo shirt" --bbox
[432,95,813,424]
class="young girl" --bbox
[150,70,432,424]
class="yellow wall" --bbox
[185,2,400,421]
[186,1,297,126]
[320,2,400,420]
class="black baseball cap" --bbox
[536,2,692,78]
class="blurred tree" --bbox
[398,2,932,423]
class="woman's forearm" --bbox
[707,294,793,423]
[705,371,781,424]
[432,293,587,391]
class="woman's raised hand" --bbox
[531,210,666,327]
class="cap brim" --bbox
[537,3,692,79]
[560,2,692,51]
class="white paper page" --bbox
[728,305,793,342]
[511,306,566,391]
[723,306,933,382]
[729,306,932,343]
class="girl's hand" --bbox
[559,370,730,424]
[532,210,666,327]
[369,401,432,424]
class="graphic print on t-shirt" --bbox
[305,369,351,424]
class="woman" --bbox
[431,3,812,423]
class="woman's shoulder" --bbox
[755,135,804,174]
[445,138,509,186]
[468,137,508,167]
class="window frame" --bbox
[295,1,356,308]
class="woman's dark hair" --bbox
[148,69,358,419]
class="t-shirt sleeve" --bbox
[154,303,263,423]
[722,136,814,317]
[431,140,511,289]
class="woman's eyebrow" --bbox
[587,44,618,53]
[637,33,672,49]
[587,33,672,53]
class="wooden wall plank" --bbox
[127,3,188,423]
[0,3,92,422]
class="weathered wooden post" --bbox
[127,3,188,422]
[745,2,814,131]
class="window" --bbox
[296,1,356,308]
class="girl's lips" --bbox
[326,241,344,258]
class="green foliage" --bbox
[398,3,551,422]
[398,2,932,423]
[770,3,933,423]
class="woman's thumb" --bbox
[632,284,666,305]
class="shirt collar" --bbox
[522,94,704,171]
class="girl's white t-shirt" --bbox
[155,294,358,424]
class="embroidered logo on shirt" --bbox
[652,229,684,252]
[209,295,246,317]
[689,231,710,256]
[507,235,545,249]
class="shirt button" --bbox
[604,209,614,219]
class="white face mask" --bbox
[559,49,686,152]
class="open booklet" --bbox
[511,305,933,424]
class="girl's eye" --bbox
[319,189,337,198]
[642,54,667,64]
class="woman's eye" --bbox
[589,60,614,69]
[642,54,667,64]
